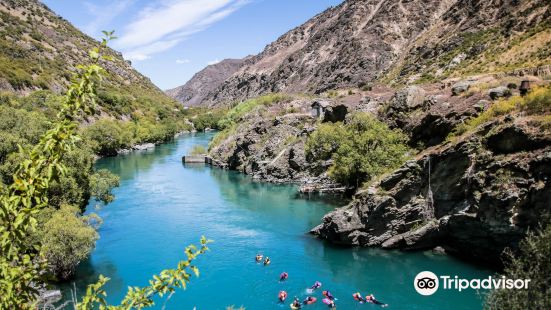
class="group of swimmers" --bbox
[256,254,387,308]
[279,280,336,309]
[255,254,270,265]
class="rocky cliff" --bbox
[165,58,247,106]
[209,95,339,187]
[203,0,551,266]
[312,113,551,265]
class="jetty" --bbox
[182,155,213,164]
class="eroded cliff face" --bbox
[209,97,341,187]
[198,0,550,106]
[203,0,457,105]
[312,118,551,264]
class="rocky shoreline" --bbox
[208,75,551,267]
[311,118,551,265]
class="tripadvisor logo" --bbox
[413,271,531,296]
[414,271,439,296]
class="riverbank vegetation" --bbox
[0,33,209,308]
[217,93,290,130]
[306,113,410,187]
[486,218,551,309]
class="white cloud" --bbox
[116,0,251,61]
[176,58,191,64]
[125,39,180,61]
[84,0,135,37]
[207,59,221,65]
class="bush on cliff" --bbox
[485,219,551,309]
[450,86,551,138]
[305,122,348,161]
[306,113,409,187]
[192,109,226,131]
[218,93,290,129]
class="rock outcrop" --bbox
[209,97,347,189]
[312,118,551,265]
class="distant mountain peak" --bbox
[165,58,248,106]
[167,0,550,107]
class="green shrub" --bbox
[89,169,120,204]
[485,219,551,309]
[83,119,127,156]
[307,113,409,187]
[39,205,99,280]
[193,109,225,131]
[521,86,551,115]
[190,145,207,155]
[449,86,551,138]
[218,93,290,129]
[305,122,348,161]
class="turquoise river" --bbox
[63,132,494,309]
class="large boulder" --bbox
[451,81,472,96]
[488,86,512,100]
[388,86,427,111]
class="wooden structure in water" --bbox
[182,155,212,164]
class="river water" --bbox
[64,132,492,309]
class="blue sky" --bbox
[42,0,343,90]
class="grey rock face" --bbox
[209,104,337,187]
[201,0,458,106]
[388,86,427,111]
[312,121,551,265]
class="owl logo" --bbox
[414,271,439,295]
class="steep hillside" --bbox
[193,0,550,106]
[166,58,247,106]
[0,0,181,118]
[0,0,197,156]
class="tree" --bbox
[0,31,210,309]
[89,169,120,204]
[40,205,99,280]
[329,113,409,186]
[306,113,409,187]
[485,219,551,309]
[305,122,347,161]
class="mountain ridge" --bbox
[165,58,248,106]
[167,0,550,107]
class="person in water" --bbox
[322,290,335,300]
[303,296,317,305]
[255,254,263,262]
[352,292,365,303]
[280,272,289,281]
[278,290,288,302]
[264,257,271,265]
[310,281,322,290]
[327,299,336,308]
[366,294,388,307]
[292,297,302,309]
